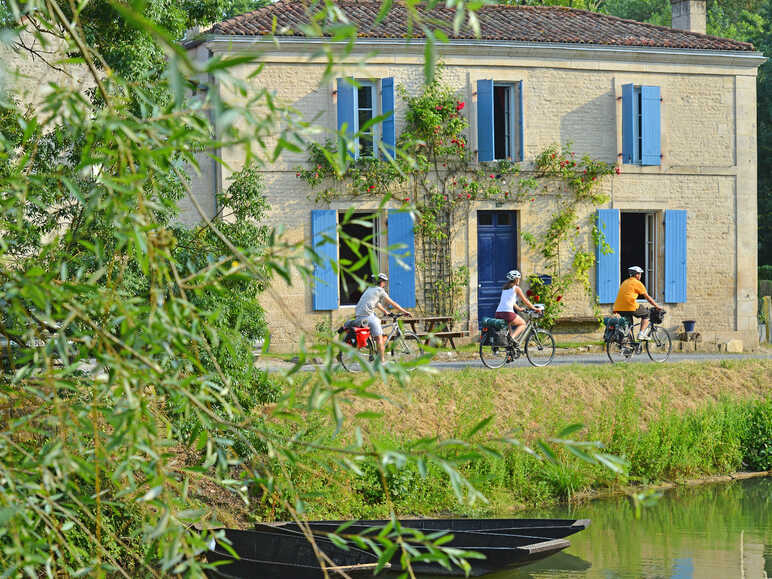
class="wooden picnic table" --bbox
[401,315,454,334]
[386,315,469,349]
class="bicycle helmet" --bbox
[505,270,521,281]
[374,273,389,282]
[628,266,643,274]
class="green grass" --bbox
[249,361,772,522]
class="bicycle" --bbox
[338,313,424,372]
[605,308,672,363]
[479,309,556,368]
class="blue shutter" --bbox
[337,77,356,158]
[596,209,620,304]
[517,81,524,162]
[381,77,395,160]
[641,85,661,166]
[665,209,687,303]
[621,83,636,165]
[312,210,338,310]
[387,209,416,308]
[477,79,494,163]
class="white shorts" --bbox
[357,314,383,337]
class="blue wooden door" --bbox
[477,211,517,323]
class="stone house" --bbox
[184,0,765,350]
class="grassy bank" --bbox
[246,360,771,524]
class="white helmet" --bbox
[628,266,643,274]
[374,273,388,282]
[505,270,521,281]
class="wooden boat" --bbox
[205,528,382,578]
[206,527,574,577]
[255,517,590,541]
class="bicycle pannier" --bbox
[603,316,629,343]
[481,318,508,347]
[482,317,507,331]
[354,327,371,348]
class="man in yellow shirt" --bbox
[613,266,662,341]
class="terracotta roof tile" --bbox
[205,0,754,51]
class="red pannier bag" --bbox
[354,327,371,348]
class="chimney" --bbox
[670,0,706,35]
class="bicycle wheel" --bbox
[338,340,375,372]
[479,333,508,369]
[525,328,555,367]
[646,326,672,362]
[606,336,635,363]
[388,332,424,367]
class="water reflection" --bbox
[420,477,771,578]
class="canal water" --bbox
[424,476,771,578]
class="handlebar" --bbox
[388,312,411,319]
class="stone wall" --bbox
[186,41,763,349]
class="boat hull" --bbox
[205,527,574,577]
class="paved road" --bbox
[257,351,771,373]
[429,351,771,371]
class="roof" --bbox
[202,0,754,52]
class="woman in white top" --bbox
[495,270,536,342]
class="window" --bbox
[477,80,522,162]
[311,209,416,310]
[620,212,658,298]
[336,77,395,160]
[596,209,687,304]
[338,212,380,306]
[622,84,661,166]
[356,82,376,158]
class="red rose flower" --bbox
[456,102,465,111]
[526,289,533,296]
[615,167,621,175]
[466,193,471,199]
[556,295,562,302]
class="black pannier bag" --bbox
[650,308,665,325]
[482,317,509,346]
[603,316,629,343]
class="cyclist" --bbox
[495,270,537,343]
[354,273,411,363]
[613,266,662,341]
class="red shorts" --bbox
[495,311,519,323]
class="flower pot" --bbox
[683,320,696,333]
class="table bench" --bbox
[397,316,470,349]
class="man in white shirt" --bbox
[355,273,411,363]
